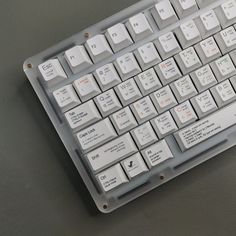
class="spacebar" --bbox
[174,102,236,151]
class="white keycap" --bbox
[126,13,153,42]
[155,32,181,60]
[196,10,221,39]
[115,53,141,80]
[121,153,148,179]
[131,122,158,149]
[171,75,197,103]
[134,42,161,70]
[95,89,122,117]
[73,74,101,102]
[53,84,81,112]
[85,34,113,63]
[191,90,217,118]
[151,86,178,114]
[97,164,128,192]
[135,68,162,95]
[151,0,178,29]
[87,133,137,172]
[190,65,217,92]
[194,37,221,64]
[175,101,236,151]
[175,47,202,74]
[175,20,201,49]
[105,23,133,52]
[76,118,117,152]
[130,96,157,124]
[65,100,101,132]
[229,49,236,65]
[155,57,182,85]
[151,111,178,138]
[38,59,67,86]
[171,100,197,128]
[94,63,121,91]
[210,54,236,81]
[115,78,142,106]
[211,80,236,107]
[195,0,215,8]
[65,45,93,74]
[215,27,236,54]
[141,140,173,168]
[215,0,236,28]
[110,107,137,135]
[171,0,198,18]
[230,75,236,90]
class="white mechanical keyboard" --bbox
[24,0,236,213]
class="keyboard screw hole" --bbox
[103,204,108,210]
[84,32,90,39]
[160,175,165,180]
[27,63,33,69]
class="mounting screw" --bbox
[160,175,165,180]
[84,32,90,39]
[27,63,33,69]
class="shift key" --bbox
[87,133,137,172]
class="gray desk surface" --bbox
[1,0,236,235]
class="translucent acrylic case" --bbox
[23,0,236,213]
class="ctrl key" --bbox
[97,164,128,192]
